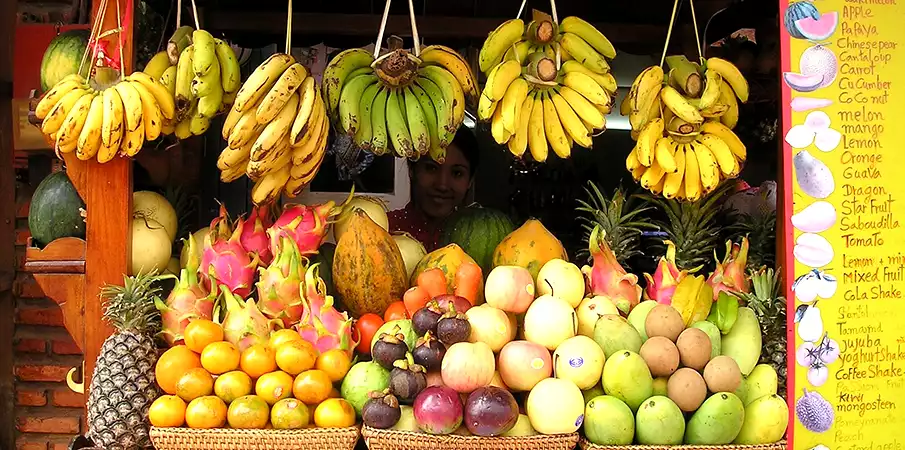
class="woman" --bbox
[388,128,480,252]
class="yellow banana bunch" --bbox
[220,53,330,205]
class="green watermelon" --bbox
[28,171,86,248]
[439,206,514,276]
[40,30,90,92]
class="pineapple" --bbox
[576,182,655,266]
[87,271,164,450]
[734,267,786,399]
[727,207,776,271]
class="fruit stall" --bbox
[11,0,894,448]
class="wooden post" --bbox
[1,0,18,443]
[82,0,133,392]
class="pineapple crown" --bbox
[99,270,164,334]
[576,181,655,265]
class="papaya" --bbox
[685,392,746,444]
[333,210,408,316]
[492,219,568,282]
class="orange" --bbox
[185,396,227,429]
[315,349,352,382]
[292,369,332,405]
[175,368,214,402]
[275,340,318,375]
[200,341,240,375]
[271,398,310,429]
[269,329,303,348]
[155,345,202,395]
[149,395,186,427]
[314,398,356,428]
[240,344,277,379]
[214,371,253,404]
[184,319,224,353]
[226,395,270,429]
[255,371,294,405]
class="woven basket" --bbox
[149,426,360,450]
[579,440,788,450]
[361,426,580,450]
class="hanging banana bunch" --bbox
[477,12,618,162]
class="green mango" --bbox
[602,350,652,411]
[691,320,722,359]
[593,314,643,358]
[636,396,685,445]
[720,307,761,375]
[627,300,658,341]
[584,395,635,445]
[685,392,746,444]
[744,364,778,405]
[733,394,789,444]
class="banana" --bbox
[631,164,646,182]
[293,87,324,150]
[251,165,291,205]
[353,82,382,150]
[42,88,90,134]
[599,72,618,94]
[698,70,722,110]
[143,51,172,80]
[420,45,478,99]
[700,121,746,160]
[479,19,525,73]
[116,80,146,156]
[220,159,249,183]
[542,93,572,158]
[233,53,296,113]
[551,90,592,149]
[619,90,631,116]
[293,114,327,166]
[558,32,610,74]
[174,45,196,118]
[369,87,389,155]
[562,71,608,106]
[484,59,521,101]
[628,66,664,130]
[192,58,221,97]
[189,108,211,136]
[191,29,217,77]
[508,94,534,159]
[174,116,192,139]
[490,100,512,145]
[698,134,738,176]
[199,85,224,119]
[706,57,748,102]
[660,85,704,124]
[626,145,641,171]
[692,140,719,192]
[422,66,466,128]
[410,84,442,162]
[500,77,529,134]
[527,93,548,162]
[641,158,666,189]
[55,93,95,153]
[404,87,431,155]
[217,142,253,170]
[654,137,678,173]
[167,26,193,65]
[636,118,664,167]
[228,105,266,149]
[717,81,739,129]
[417,74,456,146]
[222,102,245,140]
[251,92,299,160]
[559,16,616,59]
[559,86,605,130]
[214,38,241,94]
[256,63,308,124]
[248,139,291,179]
[477,93,497,121]
[129,72,176,121]
[288,77,317,144]
[159,66,178,96]
[386,89,414,157]
[129,81,164,141]
[504,40,532,64]
[338,73,378,135]
[683,145,702,201]
[101,88,125,150]
[76,95,104,160]
[322,49,375,115]
[36,78,85,119]
[662,142,686,199]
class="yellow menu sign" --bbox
[781,1,905,450]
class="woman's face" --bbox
[411,143,472,220]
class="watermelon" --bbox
[796,12,838,41]
[784,1,820,40]
[28,171,86,248]
[40,30,90,92]
[439,206,514,276]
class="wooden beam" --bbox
[0,0,17,444]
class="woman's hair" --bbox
[408,127,480,178]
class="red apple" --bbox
[441,341,495,393]
[497,340,552,391]
[466,304,516,352]
[484,266,536,314]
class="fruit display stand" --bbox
[148,425,360,450]
[578,442,787,450]
[361,426,580,450]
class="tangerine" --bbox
[148,395,186,427]
[200,341,240,375]
[155,345,202,395]
[275,340,318,375]
[184,396,227,429]
[255,371,294,405]
[240,344,277,379]
[314,398,356,428]
[214,371,253,404]
[226,395,270,429]
[292,369,332,405]
[269,329,303,348]
[270,398,310,429]
[184,319,224,353]
[315,349,352,382]
[175,368,214,402]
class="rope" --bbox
[189,0,200,29]
[115,0,124,77]
[516,0,527,19]
[285,0,292,54]
[688,0,705,64]
[550,0,561,70]
[77,0,106,76]
[407,0,420,56]
[176,0,182,28]
[373,0,391,59]
[659,0,681,68]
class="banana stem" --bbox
[373,0,392,59]
[659,0,682,68]
[407,0,420,57]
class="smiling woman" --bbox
[388,127,480,252]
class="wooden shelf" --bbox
[23,237,87,353]
[24,237,86,274]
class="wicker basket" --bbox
[361,426,580,450]
[149,426,360,450]
[579,440,788,450]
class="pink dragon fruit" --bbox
[257,237,308,328]
[295,263,357,357]
[707,237,751,301]
[218,284,280,351]
[239,205,275,266]
[269,191,353,256]
[642,240,689,305]
[581,225,642,316]
[155,268,215,345]
[200,206,259,298]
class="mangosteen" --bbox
[372,326,409,370]
[390,353,428,403]
[412,331,446,371]
[436,303,471,345]
[412,301,443,336]
[362,389,402,429]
